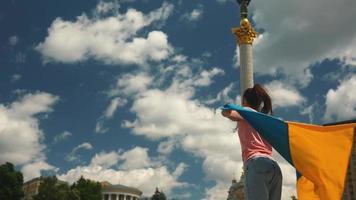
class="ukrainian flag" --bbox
[222,104,356,200]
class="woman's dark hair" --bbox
[243,84,273,115]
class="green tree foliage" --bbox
[71,176,101,200]
[33,176,101,200]
[0,162,24,200]
[32,176,76,200]
[151,187,167,200]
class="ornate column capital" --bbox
[232,18,258,45]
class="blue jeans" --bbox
[245,157,282,200]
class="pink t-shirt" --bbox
[237,108,273,164]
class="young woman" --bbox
[222,84,282,200]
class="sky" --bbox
[0,0,355,199]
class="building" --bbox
[325,120,356,200]
[101,181,142,200]
[23,177,142,200]
[22,177,67,200]
[23,177,42,200]
[227,173,245,200]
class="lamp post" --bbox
[232,0,258,102]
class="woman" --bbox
[222,84,282,200]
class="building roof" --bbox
[101,182,142,195]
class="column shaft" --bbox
[239,44,254,102]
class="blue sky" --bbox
[0,0,355,199]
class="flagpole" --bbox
[232,0,258,103]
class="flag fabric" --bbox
[221,104,356,200]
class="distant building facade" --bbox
[227,173,245,200]
[101,181,142,200]
[23,177,142,200]
[22,177,67,200]
[23,177,42,200]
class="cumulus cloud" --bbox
[91,151,120,168]
[122,60,298,198]
[324,75,356,121]
[121,65,246,198]
[36,2,174,65]
[0,92,59,181]
[124,89,232,139]
[265,81,306,108]
[22,161,58,181]
[248,0,356,86]
[119,147,152,170]
[58,147,188,195]
[193,68,224,87]
[97,73,152,134]
[109,73,153,97]
[65,142,93,162]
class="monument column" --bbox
[232,0,258,102]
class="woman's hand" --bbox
[221,110,231,117]
[221,109,243,121]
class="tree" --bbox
[32,176,75,200]
[151,187,167,200]
[0,162,24,200]
[71,176,101,200]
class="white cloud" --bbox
[300,103,317,123]
[122,68,245,198]
[172,54,188,63]
[265,81,306,108]
[125,89,232,139]
[110,73,153,97]
[0,92,59,181]
[77,142,93,150]
[96,72,147,134]
[65,142,93,162]
[8,35,19,46]
[193,68,224,87]
[95,120,108,134]
[181,5,204,22]
[91,151,119,168]
[119,147,152,170]
[58,147,188,195]
[157,138,179,155]
[324,75,356,121]
[95,1,120,15]
[123,63,298,198]
[53,131,72,144]
[205,83,238,105]
[203,182,231,200]
[9,92,59,119]
[21,161,58,181]
[36,2,173,65]
[11,74,22,82]
[104,97,127,118]
[249,0,356,86]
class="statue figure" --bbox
[236,0,251,19]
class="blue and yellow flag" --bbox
[222,104,356,200]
